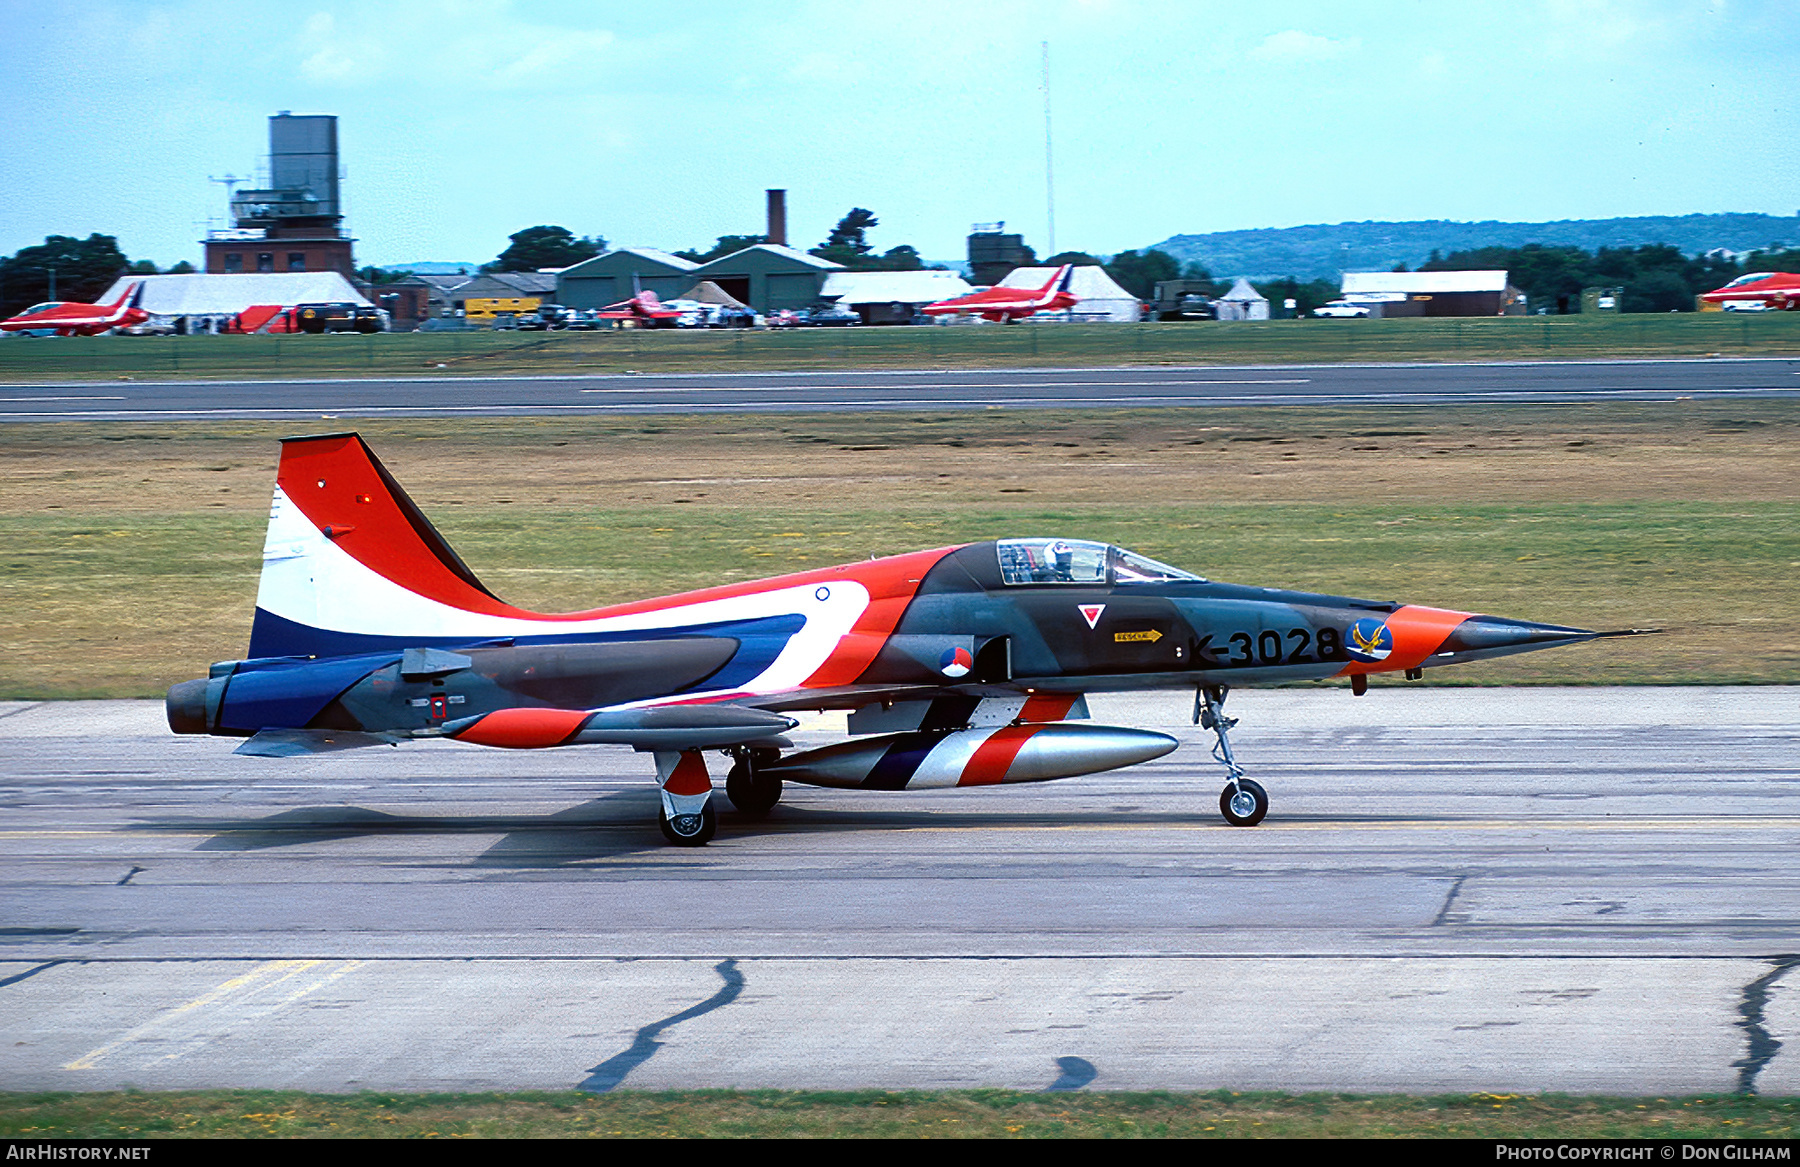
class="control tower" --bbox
[203,113,356,277]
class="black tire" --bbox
[1219,778,1268,827]
[725,754,783,816]
[658,798,716,846]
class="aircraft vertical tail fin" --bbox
[248,433,514,659]
[104,281,142,310]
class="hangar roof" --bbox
[696,244,845,272]
[1342,270,1510,294]
[561,248,700,279]
[821,270,971,304]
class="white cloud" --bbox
[1248,29,1360,64]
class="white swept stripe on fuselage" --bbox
[254,484,872,706]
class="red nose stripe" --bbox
[451,707,588,748]
[958,725,1043,786]
[1337,604,1472,676]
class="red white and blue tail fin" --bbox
[248,433,519,659]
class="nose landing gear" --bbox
[654,749,717,846]
[1196,685,1267,827]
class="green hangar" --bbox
[686,245,844,315]
[556,248,701,310]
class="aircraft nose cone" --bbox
[1441,616,1595,653]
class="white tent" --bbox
[97,273,371,318]
[998,265,1140,322]
[1215,277,1269,321]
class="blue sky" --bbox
[3,1,1795,268]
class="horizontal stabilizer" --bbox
[234,728,403,757]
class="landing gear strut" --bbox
[725,747,783,816]
[1196,685,1267,826]
[654,749,717,846]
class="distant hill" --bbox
[1149,214,1800,281]
[383,261,481,275]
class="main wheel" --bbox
[658,798,717,846]
[1219,778,1268,827]
[725,753,783,816]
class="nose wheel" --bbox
[659,799,717,846]
[1196,685,1268,827]
[1219,778,1268,827]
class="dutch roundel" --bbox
[940,646,974,678]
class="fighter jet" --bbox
[594,276,686,328]
[921,264,1079,323]
[166,434,1643,845]
[1699,271,1800,310]
[0,281,149,336]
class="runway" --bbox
[2,687,1796,1094]
[3,356,1799,420]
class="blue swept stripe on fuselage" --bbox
[225,609,809,732]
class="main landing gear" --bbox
[725,747,783,817]
[1196,685,1268,827]
[653,746,785,846]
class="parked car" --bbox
[516,304,577,330]
[295,303,385,333]
[1312,300,1371,319]
[805,305,861,327]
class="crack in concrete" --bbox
[578,958,745,1093]
[1732,953,1799,1096]
[1432,874,1469,926]
[0,961,64,989]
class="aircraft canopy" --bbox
[996,539,1204,585]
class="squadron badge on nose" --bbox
[1346,617,1395,662]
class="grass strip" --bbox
[0,1089,1794,1139]
[3,404,1795,695]
[1,313,1799,382]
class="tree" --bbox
[358,265,411,285]
[128,259,158,274]
[810,208,882,267]
[872,244,924,271]
[166,260,196,274]
[485,226,605,273]
[1044,251,1103,267]
[1255,276,1342,318]
[0,234,131,318]
[673,235,767,264]
[1103,248,1180,300]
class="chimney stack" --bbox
[766,189,787,247]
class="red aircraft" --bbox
[921,264,1079,323]
[0,281,150,336]
[596,277,686,328]
[1700,272,1800,310]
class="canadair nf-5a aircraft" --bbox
[167,434,1641,846]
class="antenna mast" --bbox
[1042,41,1055,259]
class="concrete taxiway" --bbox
[1,688,1795,1094]
[2,356,1798,420]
